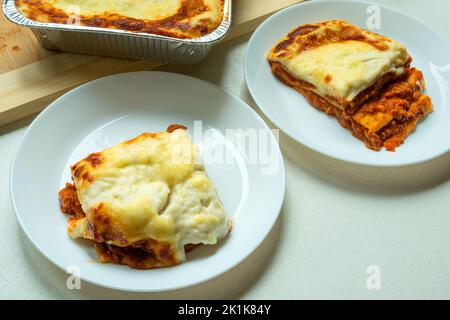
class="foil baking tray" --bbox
[2,0,232,64]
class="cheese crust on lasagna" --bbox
[59,125,232,269]
[16,0,225,39]
[268,20,433,151]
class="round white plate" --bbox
[245,0,450,166]
[10,71,285,292]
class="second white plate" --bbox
[245,0,450,166]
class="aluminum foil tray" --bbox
[2,0,232,64]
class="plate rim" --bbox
[9,71,286,292]
[244,0,450,167]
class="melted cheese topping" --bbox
[70,129,231,263]
[50,0,182,20]
[268,21,410,103]
[277,41,407,101]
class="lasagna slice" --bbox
[59,125,232,269]
[16,0,224,39]
[268,20,433,151]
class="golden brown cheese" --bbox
[16,0,225,39]
[62,127,231,269]
[268,20,411,110]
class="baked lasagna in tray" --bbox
[267,20,433,151]
[59,125,232,269]
[16,0,225,39]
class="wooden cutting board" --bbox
[0,0,304,127]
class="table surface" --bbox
[1,0,450,299]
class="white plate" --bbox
[10,71,285,292]
[245,0,450,166]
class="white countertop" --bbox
[1,0,450,299]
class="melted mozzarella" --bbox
[273,40,408,102]
[70,129,231,262]
[46,0,220,21]
[48,0,181,20]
